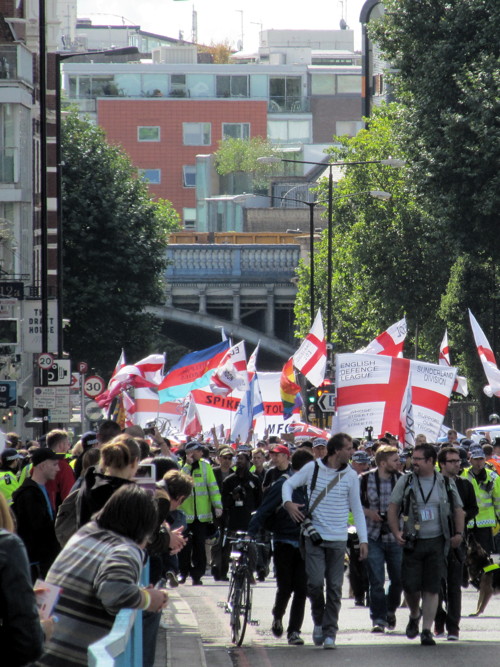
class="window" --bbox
[137,126,160,142]
[183,166,196,187]
[269,76,302,111]
[183,208,196,229]
[337,75,362,94]
[311,74,336,95]
[138,169,161,184]
[183,122,211,146]
[216,75,249,98]
[222,123,250,140]
[268,119,311,144]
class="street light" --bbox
[257,156,404,340]
[54,46,139,357]
[234,189,391,326]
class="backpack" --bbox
[54,487,82,547]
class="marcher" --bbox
[283,432,368,649]
[0,447,23,504]
[434,447,478,640]
[249,448,314,645]
[179,440,222,585]
[387,443,465,646]
[360,445,403,632]
[263,444,291,490]
[45,429,76,510]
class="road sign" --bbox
[85,400,102,420]
[38,353,54,370]
[33,387,70,409]
[78,361,89,374]
[318,392,335,413]
[84,375,105,398]
[41,359,72,386]
[0,380,16,408]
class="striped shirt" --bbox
[282,459,367,543]
[35,522,144,666]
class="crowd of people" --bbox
[1,420,500,663]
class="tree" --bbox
[294,104,450,359]
[62,112,180,377]
[198,40,234,64]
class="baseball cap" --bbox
[352,450,371,464]
[1,447,23,464]
[469,446,485,459]
[218,446,234,458]
[185,440,204,452]
[312,438,328,448]
[31,448,59,466]
[81,431,98,449]
[270,444,290,456]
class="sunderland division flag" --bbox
[469,310,500,397]
[335,353,456,441]
[356,317,407,358]
[158,340,229,402]
[439,329,468,396]
[293,309,327,387]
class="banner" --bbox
[335,353,456,441]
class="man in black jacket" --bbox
[248,448,314,646]
[12,448,61,581]
[435,446,479,640]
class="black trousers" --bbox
[178,519,207,581]
[272,541,307,635]
[435,548,463,636]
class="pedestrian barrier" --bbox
[88,563,148,666]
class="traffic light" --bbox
[307,387,317,407]
[316,379,333,401]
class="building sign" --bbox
[0,282,24,299]
[22,301,58,353]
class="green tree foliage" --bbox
[295,104,450,359]
[62,111,180,377]
[214,137,287,192]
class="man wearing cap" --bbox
[0,447,23,504]
[12,448,61,581]
[263,444,291,491]
[461,445,500,554]
[312,438,328,460]
[179,441,223,585]
[351,450,371,475]
[360,445,403,633]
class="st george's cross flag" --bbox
[293,310,327,387]
[439,329,468,396]
[469,309,500,397]
[335,353,456,441]
[355,317,407,358]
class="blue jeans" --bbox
[365,538,402,626]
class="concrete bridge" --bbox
[149,243,301,363]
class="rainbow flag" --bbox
[158,341,230,403]
[280,356,301,420]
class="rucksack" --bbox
[54,487,82,547]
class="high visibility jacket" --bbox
[462,467,500,529]
[0,470,20,505]
[181,459,222,523]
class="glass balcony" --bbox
[0,44,33,85]
[268,96,310,113]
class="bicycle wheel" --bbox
[230,574,251,646]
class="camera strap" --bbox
[308,467,349,516]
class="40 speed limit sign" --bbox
[84,375,105,398]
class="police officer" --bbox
[0,448,23,505]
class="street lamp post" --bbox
[257,156,403,340]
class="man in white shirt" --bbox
[283,432,367,649]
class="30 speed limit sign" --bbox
[84,375,105,398]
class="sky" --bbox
[76,0,367,52]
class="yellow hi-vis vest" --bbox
[0,470,20,505]
[181,459,222,523]
[462,467,500,529]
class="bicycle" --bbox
[223,531,259,646]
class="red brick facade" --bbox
[97,99,268,215]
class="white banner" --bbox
[335,353,456,442]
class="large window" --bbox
[337,75,362,94]
[183,122,211,146]
[216,75,249,98]
[222,123,250,140]
[183,165,196,187]
[137,126,160,142]
[268,119,311,144]
[269,76,302,111]
[138,169,161,184]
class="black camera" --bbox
[403,533,418,552]
[379,513,391,536]
[301,516,323,546]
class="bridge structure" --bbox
[149,242,302,365]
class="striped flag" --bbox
[96,353,165,407]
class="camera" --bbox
[379,512,391,536]
[403,532,418,552]
[301,516,323,546]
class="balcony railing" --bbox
[0,44,33,85]
[268,96,310,113]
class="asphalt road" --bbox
[158,567,500,666]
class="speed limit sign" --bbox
[38,353,54,370]
[84,375,105,398]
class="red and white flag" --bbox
[180,393,203,437]
[122,391,136,428]
[95,349,127,408]
[356,317,407,358]
[469,310,500,397]
[399,374,415,449]
[96,353,165,408]
[293,309,327,387]
[439,330,468,396]
[210,341,248,396]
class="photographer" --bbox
[360,445,403,633]
[387,443,464,647]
